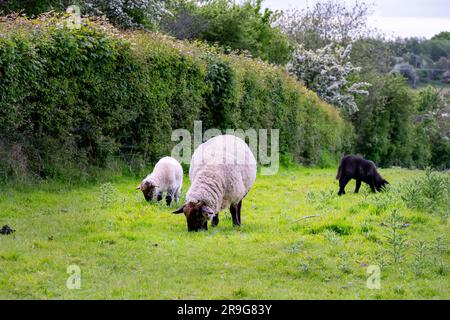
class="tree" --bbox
[431,31,450,41]
[414,86,450,169]
[163,0,294,65]
[391,63,418,88]
[352,74,415,167]
[350,36,394,73]
[288,43,370,114]
[277,0,374,50]
[0,0,73,16]
[162,0,207,40]
[0,0,170,29]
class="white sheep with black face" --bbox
[173,135,257,231]
[137,156,183,206]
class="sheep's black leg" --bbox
[355,180,362,193]
[236,200,242,225]
[165,194,172,206]
[338,177,350,196]
[211,213,219,227]
[230,204,240,226]
[157,191,163,202]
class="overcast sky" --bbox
[262,0,450,39]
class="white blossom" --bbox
[287,43,370,114]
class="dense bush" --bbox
[0,0,73,16]
[0,16,349,182]
[414,86,450,169]
[352,74,416,167]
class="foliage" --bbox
[0,0,169,29]
[0,15,349,181]
[412,240,428,277]
[413,86,450,169]
[383,209,409,265]
[163,0,293,64]
[277,0,374,50]
[350,36,394,74]
[352,73,419,168]
[84,0,169,29]
[288,44,370,114]
[99,182,117,208]
[0,0,74,16]
[400,168,450,219]
[277,0,449,86]
[432,32,450,41]
[387,35,450,85]
[391,63,418,87]
[431,31,450,41]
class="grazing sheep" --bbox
[336,155,388,196]
[137,156,183,206]
[173,135,257,231]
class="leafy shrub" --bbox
[0,16,350,181]
[383,209,409,265]
[164,0,293,65]
[414,86,450,170]
[412,240,428,277]
[353,73,416,168]
[400,168,450,218]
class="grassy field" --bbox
[0,167,448,299]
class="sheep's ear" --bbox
[172,205,185,214]
[201,206,215,220]
[136,185,141,190]
[145,181,158,188]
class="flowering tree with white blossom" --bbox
[288,44,371,114]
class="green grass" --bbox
[0,168,448,299]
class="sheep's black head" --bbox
[173,202,214,232]
[136,181,159,202]
[375,176,389,192]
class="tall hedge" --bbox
[0,17,350,181]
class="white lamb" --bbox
[173,134,257,231]
[137,156,183,206]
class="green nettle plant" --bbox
[412,240,428,277]
[287,43,371,114]
[0,15,350,181]
[383,209,409,265]
[370,190,395,215]
[432,236,448,276]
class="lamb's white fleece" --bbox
[187,135,257,213]
[141,156,183,199]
